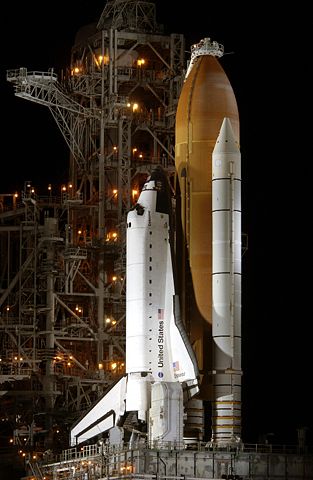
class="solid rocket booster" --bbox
[212,117,241,444]
[126,167,199,421]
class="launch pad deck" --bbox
[26,441,313,480]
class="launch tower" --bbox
[2,0,183,455]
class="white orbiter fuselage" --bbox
[126,168,199,420]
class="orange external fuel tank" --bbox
[175,41,239,385]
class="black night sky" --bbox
[1,1,312,446]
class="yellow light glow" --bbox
[112,276,117,282]
[132,103,139,112]
[98,363,103,370]
[111,362,117,370]
[106,231,118,242]
[97,55,109,65]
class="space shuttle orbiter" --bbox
[70,167,199,447]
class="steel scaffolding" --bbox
[1,0,184,454]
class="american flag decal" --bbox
[158,308,164,320]
[173,361,180,372]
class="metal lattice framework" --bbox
[97,0,158,32]
[2,0,185,451]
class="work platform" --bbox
[25,441,313,480]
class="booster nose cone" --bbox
[212,118,240,155]
[212,117,241,180]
